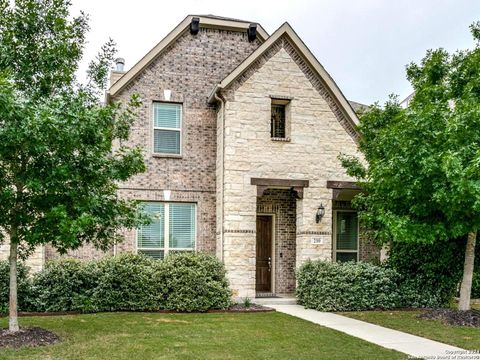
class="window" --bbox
[153,102,182,155]
[334,211,359,262]
[270,98,290,139]
[137,202,196,259]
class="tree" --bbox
[341,22,480,311]
[0,0,146,331]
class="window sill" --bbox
[152,153,183,159]
[271,137,291,142]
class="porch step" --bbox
[254,297,297,305]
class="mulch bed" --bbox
[418,308,480,327]
[0,327,60,349]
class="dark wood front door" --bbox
[256,215,272,292]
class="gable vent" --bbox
[190,17,200,35]
[247,23,257,42]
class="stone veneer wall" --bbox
[45,27,262,262]
[256,189,296,294]
[218,36,362,298]
[0,240,44,273]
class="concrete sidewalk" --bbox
[268,304,477,359]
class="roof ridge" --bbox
[195,14,255,24]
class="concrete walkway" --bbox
[268,304,476,359]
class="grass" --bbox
[341,310,480,351]
[0,312,406,359]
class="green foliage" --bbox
[296,260,441,312]
[340,23,480,308]
[0,313,407,360]
[0,0,147,255]
[157,252,232,312]
[0,261,32,313]
[3,253,231,313]
[472,272,480,298]
[341,24,480,245]
[32,259,99,312]
[386,239,480,304]
[0,0,88,99]
[90,253,159,312]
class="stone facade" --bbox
[217,36,368,298]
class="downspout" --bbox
[214,92,226,262]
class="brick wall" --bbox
[45,27,262,261]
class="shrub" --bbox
[386,240,465,306]
[296,260,443,312]
[296,260,401,311]
[472,272,480,299]
[0,261,32,313]
[386,238,480,305]
[90,253,160,312]
[29,252,231,313]
[156,252,232,312]
[32,259,99,312]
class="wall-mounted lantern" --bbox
[315,203,325,223]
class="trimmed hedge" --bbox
[158,252,232,312]
[296,260,442,312]
[2,252,231,313]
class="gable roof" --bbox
[107,15,269,99]
[208,22,359,127]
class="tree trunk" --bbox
[458,231,476,311]
[8,237,19,332]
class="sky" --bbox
[71,0,480,105]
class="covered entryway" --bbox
[252,178,308,298]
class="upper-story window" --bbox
[153,102,182,155]
[270,98,290,140]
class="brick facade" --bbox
[43,26,262,262]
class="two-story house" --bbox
[1,15,379,299]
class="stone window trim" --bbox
[270,97,292,141]
[136,201,197,259]
[332,209,359,262]
[151,101,184,158]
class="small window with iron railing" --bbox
[270,98,290,140]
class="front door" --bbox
[256,215,272,292]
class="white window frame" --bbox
[333,210,359,262]
[152,102,183,156]
[136,202,197,258]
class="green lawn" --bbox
[341,310,480,351]
[0,312,406,359]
